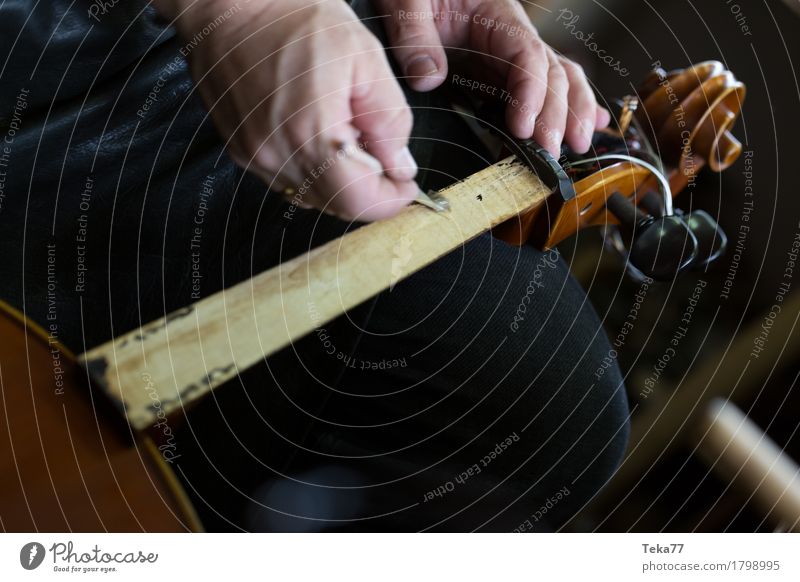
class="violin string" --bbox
[567,154,674,216]
[629,112,666,177]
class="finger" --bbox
[350,47,418,182]
[464,2,547,139]
[559,56,597,153]
[239,42,366,187]
[243,46,417,215]
[376,0,448,91]
[502,42,550,139]
[596,105,611,129]
[534,51,569,157]
[310,140,419,221]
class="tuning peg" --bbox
[606,192,698,281]
[676,209,728,268]
[639,190,665,218]
[635,191,726,270]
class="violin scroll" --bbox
[637,60,746,184]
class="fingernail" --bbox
[389,147,418,180]
[597,107,612,128]
[345,145,384,173]
[527,114,537,138]
[397,147,418,172]
[405,55,439,80]
[577,119,594,152]
[549,130,562,157]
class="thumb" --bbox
[377,0,448,92]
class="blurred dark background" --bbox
[528,0,800,531]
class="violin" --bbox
[491,60,745,279]
[0,61,745,531]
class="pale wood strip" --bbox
[697,399,800,531]
[79,157,551,430]
[588,291,800,517]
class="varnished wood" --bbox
[0,301,201,532]
[541,163,653,248]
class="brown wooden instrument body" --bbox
[0,301,200,532]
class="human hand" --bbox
[375,0,611,156]
[154,0,419,221]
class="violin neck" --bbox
[79,157,551,431]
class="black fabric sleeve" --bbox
[0,1,174,116]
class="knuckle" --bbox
[393,22,432,45]
[384,104,413,135]
[527,38,547,59]
[563,59,584,77]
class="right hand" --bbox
[155,0,419,221]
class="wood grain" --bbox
[79,157,551,430]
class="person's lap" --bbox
[244,225,629,531]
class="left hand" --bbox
[375,0,611,156]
